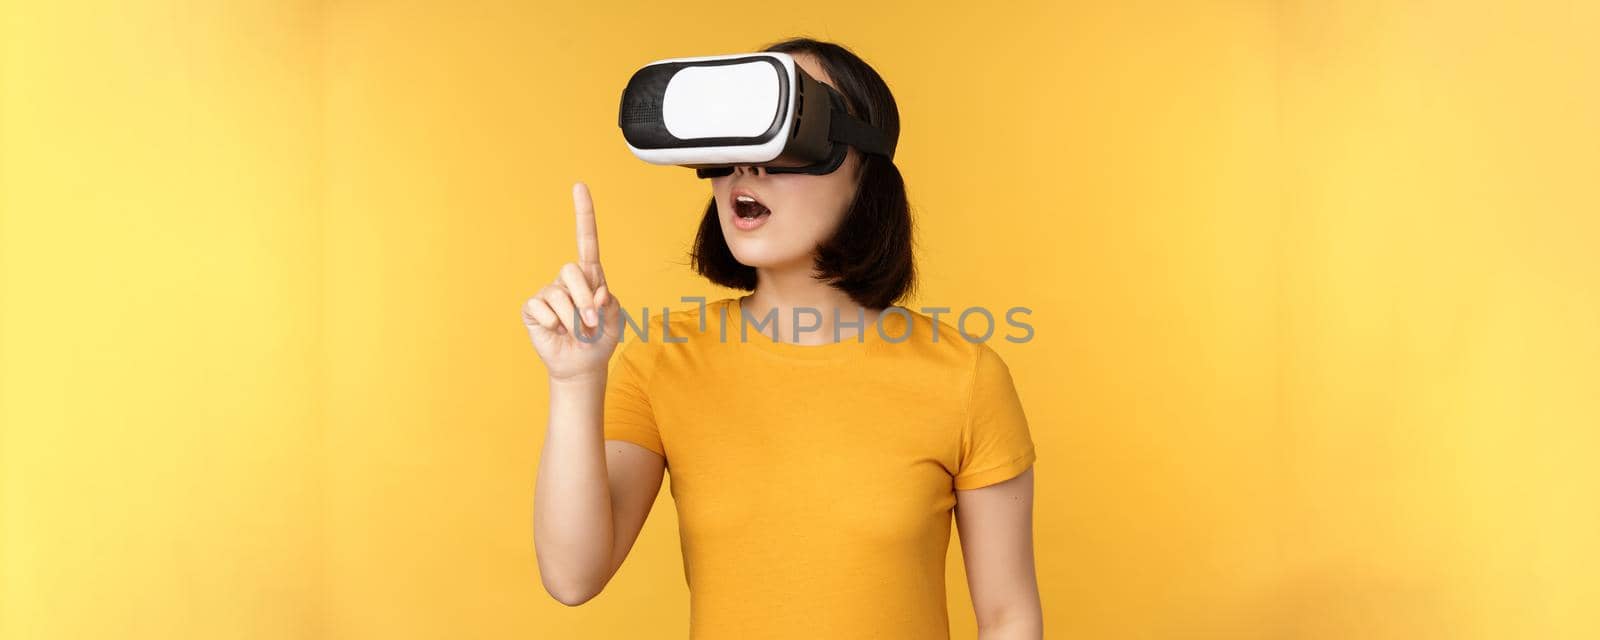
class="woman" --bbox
[525,38,1042,639]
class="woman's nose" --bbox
[734,164,765,177]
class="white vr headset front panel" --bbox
[626,52,798,166]
[662,61,780,139]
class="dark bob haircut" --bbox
[689,37,916,310]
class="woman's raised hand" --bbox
[522,182,624,382]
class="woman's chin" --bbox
[728,245,809,271]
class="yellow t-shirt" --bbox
[603,296,1037,639]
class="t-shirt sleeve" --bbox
[602,339,665,457]
[954,345,1037,490]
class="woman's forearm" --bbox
[532,373,615,604]
[978,609,1044,640]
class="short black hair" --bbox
[689,37,916,310]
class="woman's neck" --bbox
[742,266,882,345]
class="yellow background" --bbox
[2,1,1596,638]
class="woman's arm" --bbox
[526,182,663,605]
[955,467,1043,639]
[532,375,666,606]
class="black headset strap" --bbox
[827,109,895,159]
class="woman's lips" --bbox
[731,191,772,231]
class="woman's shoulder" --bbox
[872,304,1012,370]
[614,296,733,349]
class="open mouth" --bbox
[733,193,771,220]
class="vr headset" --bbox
[617,51,896,178]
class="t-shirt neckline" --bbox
[722,295,886,363]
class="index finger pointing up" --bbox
[572,181,603,284]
